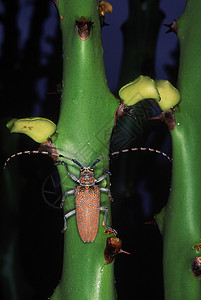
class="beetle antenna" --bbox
[4,150,84,169]
[90,155,110,168]
[4,146,171,170]
[90,147,171,169]
[109,147,172,162]
[58,154,84,168]
[3,150,49,169]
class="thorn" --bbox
[104,237,130,264]
[102,21,110,27]
[38,139,58,162]
[144,219,156,225]
[149,109,176,131]
[47,91,57,95]
[149,116,160,121]
[119,249,131,255]
[114,102,136,124]
[164,20,178,34]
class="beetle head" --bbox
[79,168,95,186]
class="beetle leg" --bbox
[95,174,107,183]
[55,161,79,183]
[61,209,76,233]
[60,189,74,207]
[95,169,111,184]
[99,206,117,235]
[100,187,114,202]
[103,169,112,176]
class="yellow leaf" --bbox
[155,80,180,111]
[6,117,56,143]
[119,75,160,106]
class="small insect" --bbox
[4,145,171,242]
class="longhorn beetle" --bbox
[55,156,116,243]
[4,146,171,243]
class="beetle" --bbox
[4,147,117,243]
[54,156,116,243]
[4,146,171,242]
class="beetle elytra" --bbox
[55,158,116,243]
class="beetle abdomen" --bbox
[75,185,100,243]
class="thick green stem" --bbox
[163,1,201,299]
[51,1,118,299]
[119,0,164,87]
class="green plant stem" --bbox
[51,1,118,299]
[163,1,201,299]
[119,0,164,87]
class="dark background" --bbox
[0,0,186,299]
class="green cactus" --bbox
[119,0,164,86]
[162,0,201,299]
[5,0,201,299]
[49,1,118,299]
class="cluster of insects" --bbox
[4,145,171,243]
